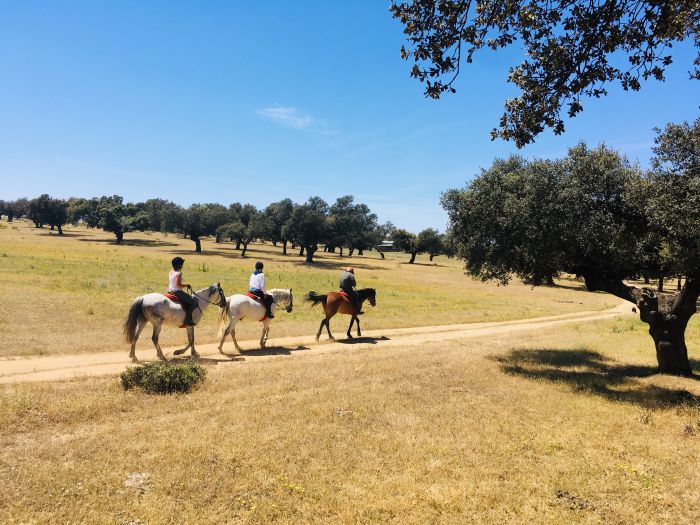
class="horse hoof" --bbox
[130,356,138,363]
[191,352,200,359]
[330,337,336,342]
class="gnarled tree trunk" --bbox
[282,240,287,255]
[192,235,201,253]
[583,273,698,376]
[305,245,317,263]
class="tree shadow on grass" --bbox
[492,348,699,408]
[290,258,388,272]
[78,238,180,247]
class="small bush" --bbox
[121,362,206,394]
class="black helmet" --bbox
[172,256,185,268]
[255,261,264,270]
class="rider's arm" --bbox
[176,273,191,289]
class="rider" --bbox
[339,266,364,315]
[168,256,197,326]
[249,261,275,319]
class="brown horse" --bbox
[305,288,377,341]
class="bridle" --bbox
[191,284,227,309]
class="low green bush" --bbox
[120,362,206,394]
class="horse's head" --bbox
[364,288,377,307]
[213,282,227,308]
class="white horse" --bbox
[124,283,226,362]
[217,288,293,352]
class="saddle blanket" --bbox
[338,290,350,299]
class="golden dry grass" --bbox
[0,220,614,357]
[1,316,698,524]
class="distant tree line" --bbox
[0,194,451,264]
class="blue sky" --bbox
[1,1,698,231]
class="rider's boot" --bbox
[265,297,275,319]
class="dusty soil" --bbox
[0,303,634,384]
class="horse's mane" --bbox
[268,288,292,304]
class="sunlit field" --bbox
[0,220,616,357]
[1,314,698,524]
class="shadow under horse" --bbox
[305,288,376,341]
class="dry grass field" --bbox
[0,220,614,357]
[1,220,699,524]
[1,316,699,524]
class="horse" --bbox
[123,283,227,362]
[217,288,294,353]
[305,288,376,341]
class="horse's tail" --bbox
[217,300,230,338]
[123,297,145,344]
[305,291,327,307]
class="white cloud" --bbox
[257,106,338,135]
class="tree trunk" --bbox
[678,276,683,291]
[50,224,55,231]
[339,247,344,257]
[358,249,364,255]
[192,236,201,253]
[305,245,317,263]
[241,243,248,257]
[291,243,296,249]
[299,246,305,256]
[348,248,355,257]
[408,252,417,264]
[7,213,13,222]
[282,240,287,256]
[115,231,124,244]
[430,253,435,261]
[643,275,650,284]
[583,272,698,376]
[235,240,241,250]
[57,223,63,235]
[546,274,555,286]
[658,276,664,292]
[272,241,277,247]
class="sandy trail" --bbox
[0,303,633,384]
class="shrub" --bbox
[121,362,206,394]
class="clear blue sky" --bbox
[1,1,698,231]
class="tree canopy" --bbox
[391,0,700,147]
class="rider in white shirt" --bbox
[168,256,197,326]
[249,261,274,318]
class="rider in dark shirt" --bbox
[339,267,364,315]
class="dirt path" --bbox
[0,303,633,384]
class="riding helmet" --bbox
[172,256,185,268]
[255,261,264,270]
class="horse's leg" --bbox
[260,321,270,348]
[346,316,355,339]
[173,325,193,356]
[231,321,243,352]
[218,321,232,353]
[315,319,325,341]
[188,326,199,358]
[129,321,146,362]
[151,322,167,361]
[356,315,361,337]
[325,316,335,342]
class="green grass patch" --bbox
[120,361,206,394]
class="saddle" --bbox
[163,292,185,305]
[244,292,265,303]
[338,290,350,299]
